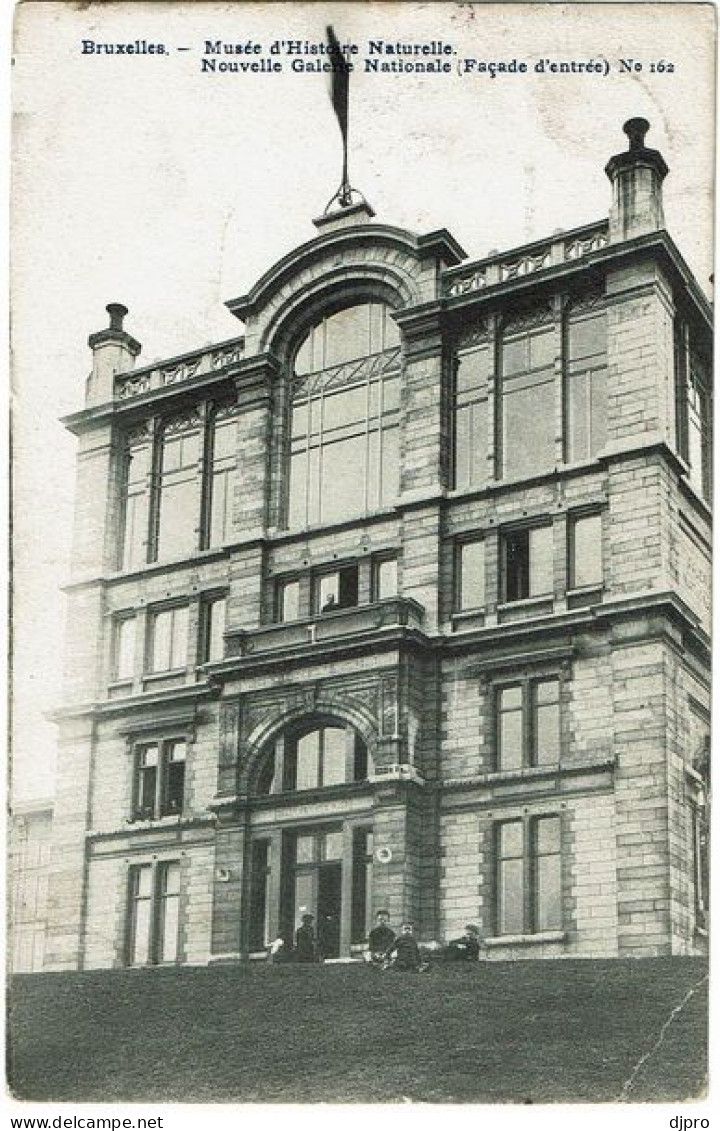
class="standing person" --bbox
[295,913,317,963]
[383,922,428,972]
[365,909,395,965]
[445,924,481,962]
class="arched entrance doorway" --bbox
[247,718,374,959]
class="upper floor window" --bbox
[453,326,491,490]
[133,739,187,821]
[502,524,553,603]
[456,538,485,612]
[255,722,370,795]
[315,564,359,614]
[288,303,401,529]
[199,595,227,664]
[566,304,607,462]
[500,311,556,479]
[568,512,603,589]
[676,321,711,501]
[114,616,136,682]
[373,556,398,600]
[148,605,188,673]
[119,404,239,571]
[497,677,560,771]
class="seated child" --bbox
[383,922,429,972]
[445,924,481,962]
[365,910,396,965]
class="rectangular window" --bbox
[155,423,202,562]
[566,310,607,462]
[200,596,226,663]
[127,860,181,966]
[315,564,359,613]
[276,578,301,623]
[207,412,237,548]
[503,525,553,602]
[497,678,560,771]
[121,439,151,572]
[120,403,239,572]
[456,539,485,611]
[495,815,563,937]
[148,606,188,673]
[675,321,712,500]
[374,557,398,601]
[114,616,136,681]
[501,324,556,479]
[569,512,603,589]
[453,340,491,490]
[133,739,187,820]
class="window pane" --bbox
[322,727,346,787]
[571,514,602,588]
[535,857,562,931]
[295,872,314,923]
[288,450,307,528]
[568,372,590,462]
[568,314,606,362]
[209,469,231,547]
[529,526,553,596]
[590,369,608,455]
[499,858,524,935]
[535,702,560,765]
[296,835,315,864]
[323,385,367,432]
[323,306,372,368]
[503,380,555,478]
[322,831,343,860]
[170,607,187,668]
[150,612,170,672]
[205,599,226,663]
[529,330,555,369]
[279,580,300,622]
[457,345,491,393]
[156,480,198,560]
[459,540,484,610]
[116,619,135,680]
[213,418,236,460]
[322,436,366,523]
[504,531,529,601]
[296,731,320,790]
[500,709,523,771]
[454,404,471,489]
[376,558,398,599]
[500,686,522,711]
[502,337,528,375]
[123,485,149,571]
[380,426,399,507]
[536,816,561,854]
[131,896,152,965]
[164,757,185,816]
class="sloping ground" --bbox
[8,958,708,1104]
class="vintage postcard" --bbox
[8,0,713,1115]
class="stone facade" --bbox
[42,120,710,971]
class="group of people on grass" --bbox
[268,910,481,969]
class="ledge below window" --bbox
[485,931,566,947]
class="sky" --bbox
[10,1,715,801]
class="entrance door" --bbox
[317,862,342,959]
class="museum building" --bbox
[44,120,711,970]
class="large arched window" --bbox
[255,722,370,795]
[287,303,401,528]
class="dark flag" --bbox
[326,25,349,144]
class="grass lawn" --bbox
[8,957,708,1104]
